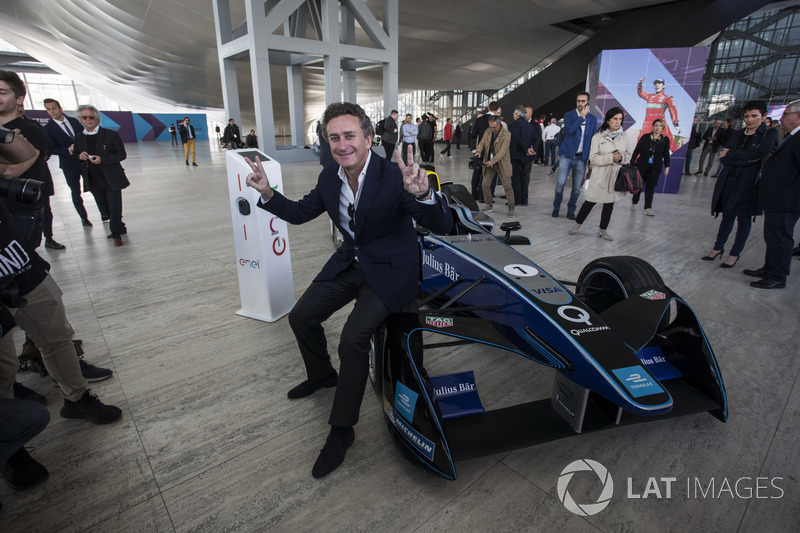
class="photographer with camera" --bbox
[0,98,121,424]
[0,71,65,251]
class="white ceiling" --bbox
[0,0,674,120]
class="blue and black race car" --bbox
[368,180,727,480]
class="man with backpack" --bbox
[378,110,399,160]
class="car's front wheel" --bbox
[576,256,667,314]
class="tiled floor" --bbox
[2,139,797,532]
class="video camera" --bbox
[468,155,484,170]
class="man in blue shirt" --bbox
[400,113,417,165]
[552,92,598,219]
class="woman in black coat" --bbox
[630,118,671,215]
[703,101,778,267]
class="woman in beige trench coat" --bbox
[569,107,631,241]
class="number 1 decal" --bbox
[503,264,538,277]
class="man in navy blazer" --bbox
[744,100,800,289]
[73,105,130,246]
[43,98,99,226]
[509,105,536,206]
[552,92,598,219]
[246,102,452,478]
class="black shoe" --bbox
[81,219,93,227]
[192,162,198,167]
[1,448,48,490]
[750,278,786,289]
[551,210,559,218]
[44,239,66,250]
[311,428,355,478]
[12,382,47,405]
[703,172,708,176]
[60,390,122,424]
[793,246,800,256]
[743,267,766,278]
[101,215,110,222]
[567,213,576,220]
[720,255,739,268]
[79,358,113,382]
[287,372,338,399]
[185,160,189,166]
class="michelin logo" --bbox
[384,401,435,460]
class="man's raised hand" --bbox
[245,156,274,198]
[396,144,430,199]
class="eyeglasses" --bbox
[782,111,799,118]
[80,116,97,120]
[347,203,356,232]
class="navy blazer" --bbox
[44,116,82,173]
[558,108,598,161]
[758,131,800,212]
[73,127,130,191]
[258,154,452,311]
[510,117,534,161]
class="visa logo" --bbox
[531,287,563,294]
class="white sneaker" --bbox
[645,208,655,216]
[447,156,453,159]
[631,204,637,211]
[482,205,493,212]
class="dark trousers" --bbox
[471,167,483,201]
[713,214,751,257]
[419,139,433,163]
[0,399,50,464]
[288,262,391,427]
[575,201,614,230]
[455,135,461,149]
[684,146,696,174]
[382,141,395,160]
[91,182,125,236]
[762,210,800,282]
[401,142,415,165]
[511,159,532,205]
[440,140,451,157]
[63,167,88,221]
[41,195,54,240]
[631,167,659,209]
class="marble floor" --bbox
[2,139,798,532]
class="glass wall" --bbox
[696,4,800,124]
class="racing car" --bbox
[367,178,728,480]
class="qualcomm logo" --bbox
[557,459,614,516]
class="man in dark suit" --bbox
[684,116,702,175]
[510,105,535,207]
[744,100,800,289]
[245,102,452,478]
[178,117,198,166]
[73,105,130,246]
[696,119,722,175]
[43,98,97,226]
[223,118,242,150]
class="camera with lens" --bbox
[0,177,43,205]
[468,155,484,170]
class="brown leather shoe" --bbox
[113,238,123,246]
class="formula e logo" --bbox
[425,316,453,328]
[557,459,614,516]
[640,290,666,300]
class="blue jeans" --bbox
[545,140,558,166]
[553,155,585,215]
[0,399,50,464]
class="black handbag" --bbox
[614,163,643,194]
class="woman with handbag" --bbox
[630,118,670,216]
[702,101,777,268]
[569,107,630,241]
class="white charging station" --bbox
[226,149,295,322]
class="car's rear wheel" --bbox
[576,256,666,314]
